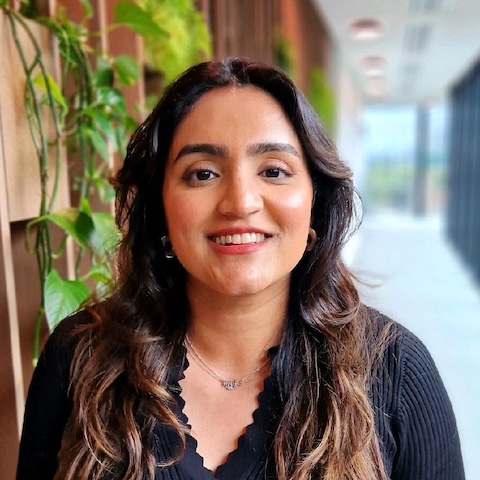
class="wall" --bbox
[0,1,334,478]
[448,58,480,283]
[0,2,142,478]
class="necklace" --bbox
[184,335,271,390]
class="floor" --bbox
[347,212,480,480]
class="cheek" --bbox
[163,188,205,244]
[163,184,186,235]
[276,187,313,228]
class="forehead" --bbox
[170,85,300,149]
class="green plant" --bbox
[306,66,336,135]
[273,28,295,80]
[0,0,179,363]
[138,0,212,85]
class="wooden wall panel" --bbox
[0,8,70,477]
[0,257,18,480]
[0,133,21,480]
[279,0,332,90]
[208,0,276,64]
[0,15,23,477]
[0,3,332,479]
[0,12,70,223]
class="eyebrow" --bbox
[247,142,300,157]
[174,142,300,162]
[174,143,228,162]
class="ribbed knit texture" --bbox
[17,309,465,480]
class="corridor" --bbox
[348,212,480,479]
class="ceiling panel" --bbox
[315,0,480,104]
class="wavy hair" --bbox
[56,58,389,480]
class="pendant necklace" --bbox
[184,335,271,390]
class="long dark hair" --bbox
[56,58,389,480]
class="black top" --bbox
[16,309,465,480]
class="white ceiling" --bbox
[315,0,480,105]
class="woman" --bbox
[17,58,464,480]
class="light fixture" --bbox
[365,76,388,98]
[361,56,387,76]
[349,18,384,40]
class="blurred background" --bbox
[0,0,479,478]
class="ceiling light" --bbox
[361,56,387,75]
[365,76,389,98]
[349,18,384,40]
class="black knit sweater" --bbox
[16,309,465,479]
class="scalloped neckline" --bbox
[174,345,281,479]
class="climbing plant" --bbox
[139,0,212,84]
[0,0,212,363]
[307,66,336,136]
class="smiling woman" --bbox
[163,86,313,300]
[16,58,465,480]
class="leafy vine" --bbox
[0,0,212,363]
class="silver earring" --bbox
[305,227,317,252]
[161,235,176,259]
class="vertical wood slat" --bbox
[0,7,71,477]
[0,8,26,440]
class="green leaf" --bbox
[93,175,116,203]
[79,197,92,215]
[113,55,140,86]
[44,269,90,331]
[19,0,38,17]
[84,263,113,286]
[114,1,167,37]
[97,86,126,113]
[96,57,114,88]
[80,0,93,19]
[33,73,68,117]
[47,208,95,249]
[90,212,120,257]
[88,108,117,145]
[47,204,118,258]
[89,128,110,161]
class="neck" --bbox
[185,281,288,368]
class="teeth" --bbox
[213,233,266,245]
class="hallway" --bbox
[348,212,480,479]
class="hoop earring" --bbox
[305,227,317,252]
[161,235,176,259]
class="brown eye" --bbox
[182,168,219,186]
[196,170,214,181]
[264,168,281,178]
[261,167,290,179]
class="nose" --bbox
[217,172,263,218]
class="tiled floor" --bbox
[348,212,480,479]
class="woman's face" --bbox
[163,85,314,299]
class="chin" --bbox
[217,277,287,298]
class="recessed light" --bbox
[365,76,388,97]
[361,56,387,75]
[349,18,384,40]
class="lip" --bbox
[208,237,268,254]
[206,227,272,254]
[207,226,271,237]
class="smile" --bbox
[213,233,266,245]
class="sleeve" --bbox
[16,314,81,480]
[391,327,465,480]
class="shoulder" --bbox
[365,307,465,479]
[366,306,445,408]
[43,308,95,356]
[38,308,97,382]
[17,309,96,480]
[365,306,437,374]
